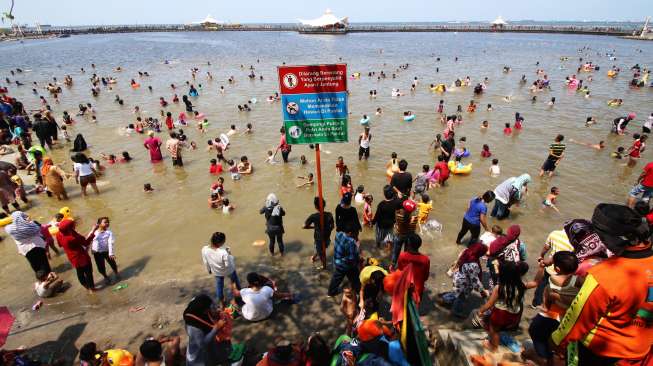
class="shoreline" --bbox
[0,23,641,41]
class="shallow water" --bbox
[0,31,651,316]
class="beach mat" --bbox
[0,306,15,347]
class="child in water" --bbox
[417,193,433,228]
[480,120,489,130]
[221,198,235,214]
[481,144,492,158]
[611,146,625,159]
[541,186,560,213]
[208,193,222,209]
[209,159,223,175]
[335,156,349,180]
[265,150,276,164]
[227,160,240,180]
[354,185,366,204]
[503,123,512,135]
[489,159,501,177]
[296,173,314,188]
[362,195,374,227]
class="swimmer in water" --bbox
[585,116,597,127]
[568,139,605,150]
[296,173,314,188]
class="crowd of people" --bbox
[1,48,652,366]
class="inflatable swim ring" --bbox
[0,215,12,227]
[447,161,472,175]
[403,114,415,122]
[360,117,370,125]
[568,80,579,89]
[27,145,47,162]
[189,90,199,97]
[351,72,361,79]
[219,133,230,146]
[48,207,74,235]
[607,70,617,78]
[433,84,446,92]
[194,113,206,120]
[105,349,134,366]
[607,101,621,107]
[249,98,257,104]
[131,83,140,89]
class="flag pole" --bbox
[315,143,326,269]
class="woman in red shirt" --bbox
[57,219,97,292]
[627,134,647,167]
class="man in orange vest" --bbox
[552,203,653,365]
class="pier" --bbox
[0,23,641,40]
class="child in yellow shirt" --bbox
[417,193,433,228]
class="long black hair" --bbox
[497,261,526,310]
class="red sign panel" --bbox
[278,64,347,95]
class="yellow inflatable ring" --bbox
[448,161,472,175]
[0,216,12,227]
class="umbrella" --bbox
[0,306,15,347]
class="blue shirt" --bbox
[463,197,487,225]
[333,231,359,269]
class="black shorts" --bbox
[172,156,183,166]
[541,156,558,172]
[358,146,370,158]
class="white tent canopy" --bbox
[199,15,223,24]
[299,9,348,27]
[491,16,508,26]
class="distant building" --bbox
[199,15,223,30]
[299,9,348,34]
[490,16,508,29]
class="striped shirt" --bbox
[544,230,574,275]
[548,143,566,159]
[395,212,418,236]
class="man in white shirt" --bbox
[201,232,240,307]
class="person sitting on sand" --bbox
[34,270,65,298]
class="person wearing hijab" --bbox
[6,211,51,275]
[183,294,233,366]
[437,241,489,317]
[260,193,285,256]
[143,130,163,163]
[42,157,69,200]
[70,133,88,152]
[491,174,530,220]
[56,219,97,292]
[488,225,524,285]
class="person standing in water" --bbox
[260,193,285,256]
[274,127,291,163]
[358,127,371,161]
[166,132,183,167]
[143,131,163,163]
[456,191,495,245]
[539,134,565,178]
[72,153,99,196]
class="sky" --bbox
[5,0,652,25]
